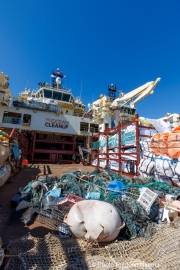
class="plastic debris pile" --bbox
[2,167,180,269]
[13,168,180,241]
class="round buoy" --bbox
[22,159,28,165]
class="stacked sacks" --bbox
[154,155,174,179]
[159,132,169,155]
[122,124,136,146]
[138,149,179,181]
[139,128,180,182]
[108,133,118,148]
[99,154,107,168]
[108,149,119,171]
[150,127,180,160]
[138,152,156,178]
[168,127,180,159]
[149,127,180,182]
[174,157,180,179]
[140,138,151,153]
[99,134,107,152]
[150,132,170,156]
[150,133,161,156]
[139,138,154,177]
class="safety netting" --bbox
[4,218,180,270]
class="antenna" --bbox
[80,77,83,98]
[27,71,29,87]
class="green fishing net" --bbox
[19,168,180,240]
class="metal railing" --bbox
[80,126,89,132]
[12,98,62,113]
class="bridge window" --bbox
[53,91,62,100]
[62,93,70,102]
[44,89,52,98]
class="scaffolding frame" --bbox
[91,114,155,176]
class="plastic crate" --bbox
[57,194,84,208]
[137,187,158,213]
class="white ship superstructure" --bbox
[0,69,98,163]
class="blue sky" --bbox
[1,0,180,118]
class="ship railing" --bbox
[79,126,98,133]
[73,111,84,117]
[12,98,62,113]
[62,111,84,117]
[52,86,72,93]
[40,85,72,93]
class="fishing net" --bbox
[4,218,180,270]
[16,168,180,240]
[59,173,84,197]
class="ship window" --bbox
[36,90,43,98]
[22,114,31,124]
[90,124,99,133]
[105,123,109,130]
[2,112,21,125]
[62,93,70,102]
[44,89,52,98]
[80,122,89,132]
[53,91,62,100]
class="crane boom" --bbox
[111,78,161,109]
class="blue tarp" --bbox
[44,188,61,198]
[107,180,126,196]
[12,144,20,160]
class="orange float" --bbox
[22,159,28,165]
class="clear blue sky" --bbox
[1,0,180,118]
